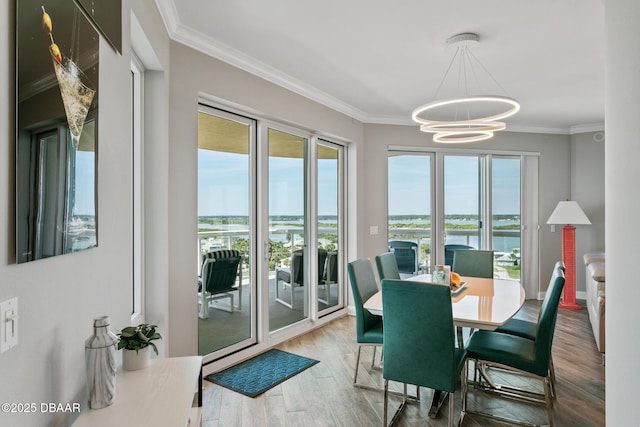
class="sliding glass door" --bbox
[197,108,256,358]
[198,106,346,360]
[443,155,482,256]
[387,153,433,273]
[388,151,523,280]
[491,156,521,280]
[268,128,309,330]
[317,140,344,313]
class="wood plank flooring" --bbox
[199,300,605,426]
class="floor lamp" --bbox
[547,200,591,310]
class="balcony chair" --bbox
[198,249,243,319]
[381,279,467,427]
[444,244,474,267]
[462,266,565,427]
[319,250,338,305]
[346,258,384,390]
[388,240,420,277]
[275,249,328,309]
[375,252,401,281]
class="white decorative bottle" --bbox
[85,316,118,409]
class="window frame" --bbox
[131,53,145,324]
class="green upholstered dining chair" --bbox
[451,249,494,278]
[381,279,467,427]
[347,258,384,390]
[462,266,565,427]
[451,249,494,347]
[444,244,474,267]
[494,260,566,397]
[375,252,401,281]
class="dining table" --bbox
[363,273,526,418]
[364,273,525,330]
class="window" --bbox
[389,150,533,285]
[131,55,144,323]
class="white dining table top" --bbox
[363,274,526,330]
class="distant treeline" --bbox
[199,215,338,224]
[389,214,520,221]
[199,214,520,224]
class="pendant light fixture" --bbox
[412,33,520,143]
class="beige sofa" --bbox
[583,252,605,364]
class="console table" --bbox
[73,356,202,427]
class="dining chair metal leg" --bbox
[448,392,454,427]
[354,344,419,401]
[456,326,476,348]
[456,326,464,348]
[466,358,555,427]
[371,346,377,369]
[353,346,363,386]
[383,380,408,427]
[354,345,382,387]
[459,360,468,427]
[549,355,557,399]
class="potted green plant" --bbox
[117,323,162,371]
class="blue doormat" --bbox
[205,349,319,398]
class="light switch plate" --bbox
[0,297,18,353]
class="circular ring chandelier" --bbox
[412,33,520,143]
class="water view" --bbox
[198,214,521,255]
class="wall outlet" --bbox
[0,298,18,353]
[370,226,378,235]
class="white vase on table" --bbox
[85,316,118,409]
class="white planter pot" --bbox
[122,346,151,371]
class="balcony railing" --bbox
[197,226,339,273]
[199,227,519,263]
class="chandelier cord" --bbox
[465,48,510,95]
[432,46,463,100]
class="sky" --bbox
[198,149,338,217]
[75,150,95,215]
[198,150,520,217]
[388,154,521,215]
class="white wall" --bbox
[605,0,640,424]
[571,131,606,294]
[0,1,134,426]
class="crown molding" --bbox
[364,114,415,126]
[174,24,369,122]
[154,0,180,35]
[154,1,598,136]
[156,1,369,122]
[505,124,570,135]
[569,122,605,134]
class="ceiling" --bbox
[157,0,605,134]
